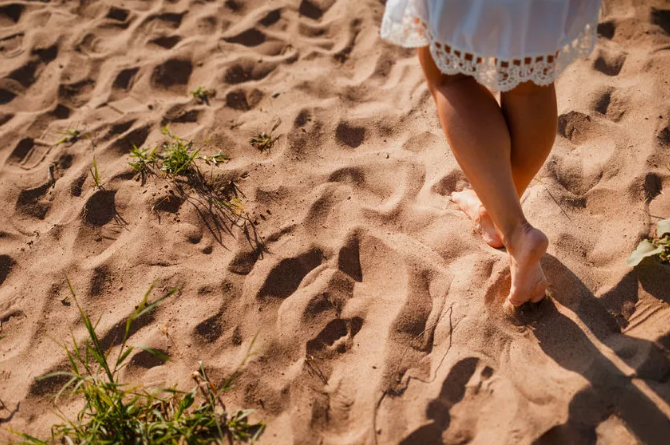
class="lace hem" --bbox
[381,12,599,92]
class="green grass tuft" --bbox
[129,128,229,177]
[89,156,102,189]
[129,144,159,174]
[199,151,230,166]
[123,127,257,239]
[11,281,264,444]
[159,126,201,176]
[191,87,216,104]
[55,129,81,146]
[249,132,277,152]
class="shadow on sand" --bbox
[532,255,670,445]
[399,255,670,444]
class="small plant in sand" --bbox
[249,132,277,152]
[216,197,245,215]
[128,144,159,174]
[200,151,230,166]
[191,87,216,104]
[129,129,230,177]
[160,125,202,176]
[12,281,265,444]
[124,128,257,242]
[128,128,235,181]
[62,131,103,189]
[55,129,81,146]
[627,218,670,266]
[89,156,102,189]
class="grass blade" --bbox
[136,346,170,363]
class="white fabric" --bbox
[381,0,602,91]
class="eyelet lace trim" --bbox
[381,12,598,92]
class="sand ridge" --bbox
[1,0,670,443]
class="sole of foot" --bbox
[450,189,503,248]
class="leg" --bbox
[451,82,557,241]
[501,82,557,195]
[418,47,548,306]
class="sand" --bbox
[1,0,670,443]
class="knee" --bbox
[511,153,543,171]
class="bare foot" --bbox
[450,189,503,248]
[504,223,549,308]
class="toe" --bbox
[503,299,516,315]
[482,232,504,249]
[502,299,525,325]
[476,206,503,248]
[506,289,525,307]
[450,190,467,203]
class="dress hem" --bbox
[380,10,600,92]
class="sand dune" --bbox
[1,0,670,443]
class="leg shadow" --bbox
[542,256,670,390]
[532,256,670,444]
[399,357,479,445]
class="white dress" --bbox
[381,0,603,91]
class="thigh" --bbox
[502,79,555,97]
[417,47,472,90]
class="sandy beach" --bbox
[1,0,670,443]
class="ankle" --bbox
[501,221,537,253]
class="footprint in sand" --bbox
[0,254,15,286]
[151,58,192,93]
[593,47,626,76]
